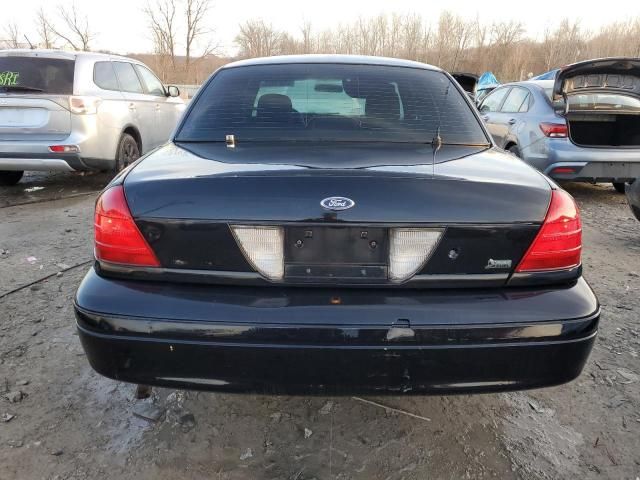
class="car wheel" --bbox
[507,145,521,158]
[0,171,24,186]
[612,182,627,194]
[115,134,140,172]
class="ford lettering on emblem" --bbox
[320,197,355,211]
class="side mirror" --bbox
[166,85,180,98]
[479,104,489,113]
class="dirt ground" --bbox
[0,171,639,480]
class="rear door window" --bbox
[500,87,530,113]
[0,56,74,94]
[93,61,119,91]
[135,65,165,96]
[112,62,143,94]
[480,88,509,112]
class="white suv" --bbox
[0,49,185,185]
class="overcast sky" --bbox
[6,0,640,56]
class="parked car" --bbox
[478,58,640,193]
[626,180,640,220]
[75,55,599,395]
[0,49,185,185]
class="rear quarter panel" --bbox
[72,56,131,162]
[515,88,560,172]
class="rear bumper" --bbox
[541,140,640,181]
[0,122,117,172]
[0,152,82,171]
[543,160,640,181]
[74,269,600,395]
[0,150,111,172]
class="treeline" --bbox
[234,14,640,81]
[3,3,640,84]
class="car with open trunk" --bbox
[479,57,640,193]
[74,55,599,395]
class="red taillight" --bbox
[539,122,568,138]
[94,186,160,266]
[49,145,80,153]
[551,166,577,175]
[516,189,582,272]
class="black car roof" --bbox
[222,54,441,71]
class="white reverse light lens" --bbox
[231,226,284,280]
[389,228,443,282]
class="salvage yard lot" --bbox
[1,172,639,479]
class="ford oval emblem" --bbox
[320,196,355,211]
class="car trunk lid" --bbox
[124,143,549,224]
[114,143,551,286]
[0,96,72,141]
[451,72,478,97]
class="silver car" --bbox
[0,49,185,185]
[479,58,640,193]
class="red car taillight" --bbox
[539,122,568,138]
[516,189,581,272]
[94,186,160,267]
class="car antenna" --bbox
[432,81,450,153]
[432,126,442,153]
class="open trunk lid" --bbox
[451,72,478,97]
[552,58,640,147]
[552,57,640,113]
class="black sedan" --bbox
[74,55,599,395]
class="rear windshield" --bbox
[176,64,488,144]
[0,56,74,95]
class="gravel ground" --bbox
[0,172,639,480]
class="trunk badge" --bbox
[320,197,355,211]
[485,259,512,270]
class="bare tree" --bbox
[35,8,56,49]
[235,20,283,58]
[3,22,21,49]
[541,19,584,71]
[300,21,313,54]
[402,15,426,61]
[144,0,178,68]
[48,3,94,51]
[185,0,215,70]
